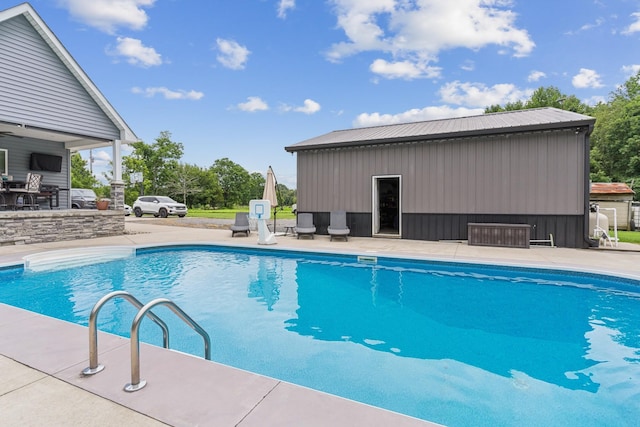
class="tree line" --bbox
[71,130,296,208]
[487,71,640,200]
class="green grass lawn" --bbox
[617,230,640,245]
[189,207,296,220]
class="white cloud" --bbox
[622,64,640,77]
[111,37,162,67]
[572,68,604,89]
[439,81,532,108]
[282,99,321,114]
[60,0,155,34]
[527,70,546,82]
[91,149,112,167]
[565,18,604,35]
[216,38,251,70]
[236,96,269,112]
[277,0,295,19]
[326,0,535,75]
[131,87,204,100]
[584,95,607,106]
[353,106,483,128]
[325,0,394,62]
[623,12,640,34]
[369,59,441,80]
[460,60,475,72]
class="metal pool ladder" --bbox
[81,291,211,392]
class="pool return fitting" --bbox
[82,291,211,392]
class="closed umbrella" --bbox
[263,166,279,232]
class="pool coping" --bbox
[4,239,639,283]
[0,303,439,426]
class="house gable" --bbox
[0,3,136,148]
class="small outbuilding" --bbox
[285,107,596,248]
[590,182,635,231]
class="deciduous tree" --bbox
[590,71,640,195]
[210,158,250,208]
[123,131,184,196]
[70,152,98,189]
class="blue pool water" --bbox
[1,245,640,426]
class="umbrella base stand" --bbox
[257,219,277,245]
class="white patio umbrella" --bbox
[263,166,279,232]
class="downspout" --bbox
[582,124,598,248]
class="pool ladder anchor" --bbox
[81,291,211,393]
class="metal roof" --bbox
[590,182,635,195]
[285,107,595,152]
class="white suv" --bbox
[132,196,187,218]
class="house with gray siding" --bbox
[0,2,136,210]
[285,107,596,248]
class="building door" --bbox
[372,175,401,237]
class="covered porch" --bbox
[0,3,138,244]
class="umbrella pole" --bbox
[273,207,277,233]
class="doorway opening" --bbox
[372,175,401,237]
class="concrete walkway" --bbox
[1,218,639,426]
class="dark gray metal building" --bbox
[285,108,596,248]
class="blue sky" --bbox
[24,0,640,189]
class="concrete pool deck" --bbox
[1,217,639,426]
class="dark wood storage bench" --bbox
[467,223,531,248]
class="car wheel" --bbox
[178,215,185,218]
[159,208,168,218]
[134,207,143,217]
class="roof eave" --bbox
[285,119,595,153]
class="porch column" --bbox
[110,181,125,210]
[112,139,123,182]
[109,139,125,210]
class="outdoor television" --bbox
[0,148,7,176]
[30,152,62,172]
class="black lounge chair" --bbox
[328,211,350,241]
[230,212,250,237]
[295,213,316,239]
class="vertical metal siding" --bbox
[0,15,119,140]
[296,129,585,216]
[402,213,585,248]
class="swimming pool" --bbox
[1,245,639,426]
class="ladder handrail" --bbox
[125,297,211,392]
[82,291,170,375]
